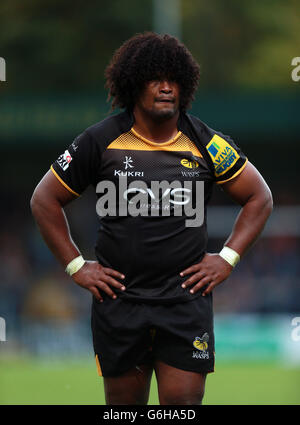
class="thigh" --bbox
[92,296,154,377]
[104,363,154,405]
[154,360,207,405]
[152,296,215,376]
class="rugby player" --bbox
[30,32,273,405]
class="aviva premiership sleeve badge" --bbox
[206,134,239,177]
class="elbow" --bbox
[248,185,273,218]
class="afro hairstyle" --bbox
[105,32,200,111]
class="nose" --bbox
[159,80,173,93]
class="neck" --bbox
[132,107,180,143]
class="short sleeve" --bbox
[205,133,248,184]
[51,130,100,196]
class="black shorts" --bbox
[91,294,215,377]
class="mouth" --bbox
[155,97,175,104]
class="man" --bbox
[31,32,273,405]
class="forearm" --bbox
[31,195,81,268]
[223,195,273,258]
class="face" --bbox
[135,80,180,122]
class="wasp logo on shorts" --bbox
[206,134,239,177]
[181,158,199,169]
[192,332,209,359]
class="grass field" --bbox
[1,357,300,405]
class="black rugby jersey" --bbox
[51,110,248,304]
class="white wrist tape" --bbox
[219,246,240,267]
[65,255,85,276]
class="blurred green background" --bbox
[0,0,300,405]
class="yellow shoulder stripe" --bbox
[216,158,248,184]
[50,165,80,197]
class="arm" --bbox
[180,161,273,296]
[30,170,126,302]
[219,161,273,256]
[30,170,81,266]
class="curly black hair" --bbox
[105,32,200,112]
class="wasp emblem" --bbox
[193,332,209,351]
[181,158,199,169]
